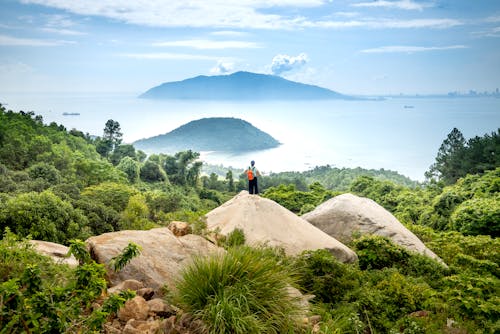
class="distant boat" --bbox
[404,105,414,109]
[62,112,80,116]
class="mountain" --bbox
[139,71,353,100]
[133,117,280,153]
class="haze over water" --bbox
[2,93,499,181]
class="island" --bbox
[139,71,354,100]
[133,117,280,153]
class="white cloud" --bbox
[0,34,74,46]
[334,12,360,18]
[0,61,34,74]
[310,18,461,29]
[19,0,456,30]
[210,31,249,37]
[152,39,261,49]
[352,0,433,11]
[361,45,468,53]
[121,52,229,61]
[210,61,235,74]
[484,15,500,23]
[270,53,308,75]
[41,14,86,35]
[471,26,500,38]
[40,27,86,35]
[19,0,322,29]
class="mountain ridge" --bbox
[139,71,354,100]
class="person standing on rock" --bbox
[246,160,261,195]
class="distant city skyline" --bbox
[0,0,499,95]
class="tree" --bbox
[163,150,201,186]
[103,119,122,148]
[140,160,167,183]
[96,120,122,158]
[110,144,136,166]
[226,170,235,192]
[0,190,90,244]
[117,156,140,183]
[426,128,466,184]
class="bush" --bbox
[219,228,246,249]
[0,190,91,244]
[450,196,500,237]
[293,249,361,304]
[175,246,304,333]
[353,235,409,270]
[0,231,135,333]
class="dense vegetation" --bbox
[0,105,498,333]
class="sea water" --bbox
[1,92,499,181]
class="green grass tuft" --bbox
[175,246,304,333]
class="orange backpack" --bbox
[247,168,254,180]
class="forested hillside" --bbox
[0,105,498,333]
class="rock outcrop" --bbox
[302,193,444,263]
[205,191,357,263]
[86,227,221,294]
[29,240,78,267]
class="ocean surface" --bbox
[1,92,499,181]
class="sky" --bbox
[0,0,499,95]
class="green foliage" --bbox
[117,156,140,183]
[353,235,448,284]
[120,194,157,230]
[175,246,303,333]
[140,159,167,182]
[352,270,433,332]
[110,144,136,166]
[73,196,120,235]
[0,231,133,333]
[262,183,338,213]
[109,242,142,272]
[450,196,500,236]
[68,239,92,265]
[218,228,246,249]
[353,235,410,270]
[441,273,500,326]
[26,162,61,184]
[164,150,202,187]
[293,249,361,304]
[350,168,500,237]
[427,127,499,184]
[0,190,91,244]
[81,181,137,212]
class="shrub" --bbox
[223,228,246,248]
[293,249,361,304]
[175,246,304,333]
[0,232,136,333]
[450,196,500,237]
[353,235,409,270]
[0,190,91,244]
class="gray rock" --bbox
[86,228,221,294]
[29,240,78,267]
[118,296,149,322]
[108,279,145,295]
[205,191,357,263]
[302,193,444,263]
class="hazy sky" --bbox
[1,0,499,95]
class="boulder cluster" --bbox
[32,191,444,333]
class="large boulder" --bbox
[86,227,221,293]
[302,193,443,263]
[29,240,78,267]
[205,191,357,263]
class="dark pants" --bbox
[249,178,258,194]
